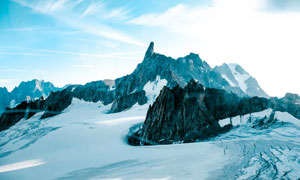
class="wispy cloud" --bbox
[1,26,43,32]
[0,47,142,58]
[266,0,300,11]
[80,2,104,18]
[102,7,132,20]
[0,79,16,83]
[0,51,50,56]
[12,0,144,46]
[0,66,27,73]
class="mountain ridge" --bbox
[0,79,60,113]
[0,42,271,131]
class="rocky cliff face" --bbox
[110,90,147,113]
[0,97,45,131]
[132,80,269,145]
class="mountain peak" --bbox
[144,41,154,59]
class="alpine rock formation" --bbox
[0,42,269,131]
[129,80,269,145]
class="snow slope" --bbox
[0,99,228,180]
[143,76,168,102]
[1,99,300,179]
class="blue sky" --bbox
[0,0,300,97]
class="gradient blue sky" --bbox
[1,0,300,97]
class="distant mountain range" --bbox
[0,42,270,130]
[0,79,60,114]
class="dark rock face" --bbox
[41,87,74,119]
[110,90,147,113]
[72,81,115,104]
[0,97,45,131]
[135,80,269,145]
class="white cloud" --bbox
[13,0,144,46]
[80,2,104,17]
[128,0,300,96]
[102,7,131,20]
[0,47,142,58]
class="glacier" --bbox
[1,97,300,179]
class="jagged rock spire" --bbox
[144,41,154,59]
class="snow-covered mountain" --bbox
[1,97,300,179]
[0,42,269,130]
[0,79,60,112]
[214,63,269,98]
[2,42,300,179]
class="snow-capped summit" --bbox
[214,63,269,98]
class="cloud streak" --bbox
[12,0,144,47]
[0,47,142,58]
[0,66,27,73]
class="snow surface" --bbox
[0,98,228,180]
[143,76,167,102]
[227,63,250,92]
[218,108,273,127]
[1,98,300,179]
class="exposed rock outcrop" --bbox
[41,87,74,119]
[131,80,269,145]
[110,90,147,113]
[0,97,45,131]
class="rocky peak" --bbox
[144,41,154,60]
[0,87,9,93]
